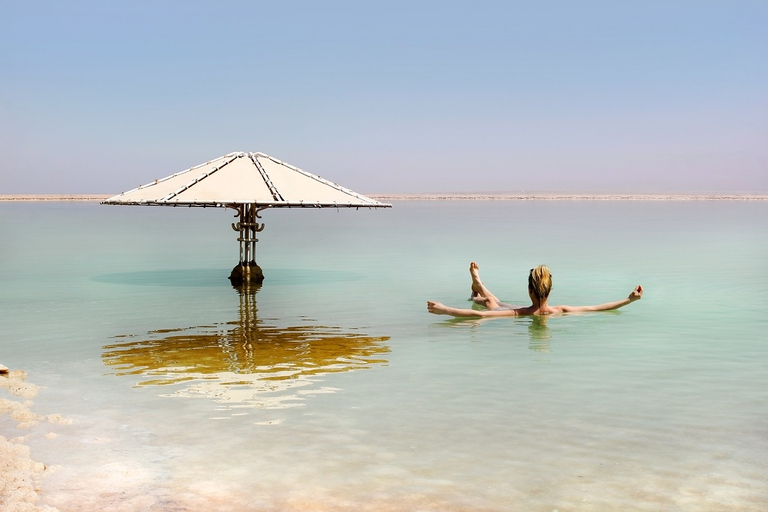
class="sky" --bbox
[1,1,766,194]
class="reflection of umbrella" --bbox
[102,284,390,413]
[102,152,391,283]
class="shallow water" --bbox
[1,200,767,511]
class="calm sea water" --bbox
[1,200,767,511]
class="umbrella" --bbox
[102,152,391,283]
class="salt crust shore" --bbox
[1,193,767,202]
[1,366,69,512]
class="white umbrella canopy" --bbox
[102,152,391,283]
[102,151,388,208]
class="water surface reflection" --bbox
[103,283,390,415]
[527,316,551,352]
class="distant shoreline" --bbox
[1,193,767,202]
[0,194,113,202]
[369,193,768,201]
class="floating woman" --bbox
[427,262,643,318]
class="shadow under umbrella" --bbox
[102,282,390,416]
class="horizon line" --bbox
[2,193,768,202]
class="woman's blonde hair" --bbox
[528,265,552,302]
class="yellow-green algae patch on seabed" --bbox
[0,365,71,512]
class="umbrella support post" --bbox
[229,204,266,284]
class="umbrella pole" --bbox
[229,204,265,284]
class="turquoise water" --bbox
[1,200,767,510]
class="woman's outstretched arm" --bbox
[557,285,643,313]
[427,301,518,317]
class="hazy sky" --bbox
[2,1,766,194]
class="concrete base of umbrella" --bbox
[229,261,264,284]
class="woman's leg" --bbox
[469,262,502,309]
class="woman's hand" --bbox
[628,285,643,302]
[427,301,448,315]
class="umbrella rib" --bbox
[158,153,241,202]
[249,153,284,202]
[259,153,375,204]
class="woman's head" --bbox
[528,265,552,302]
